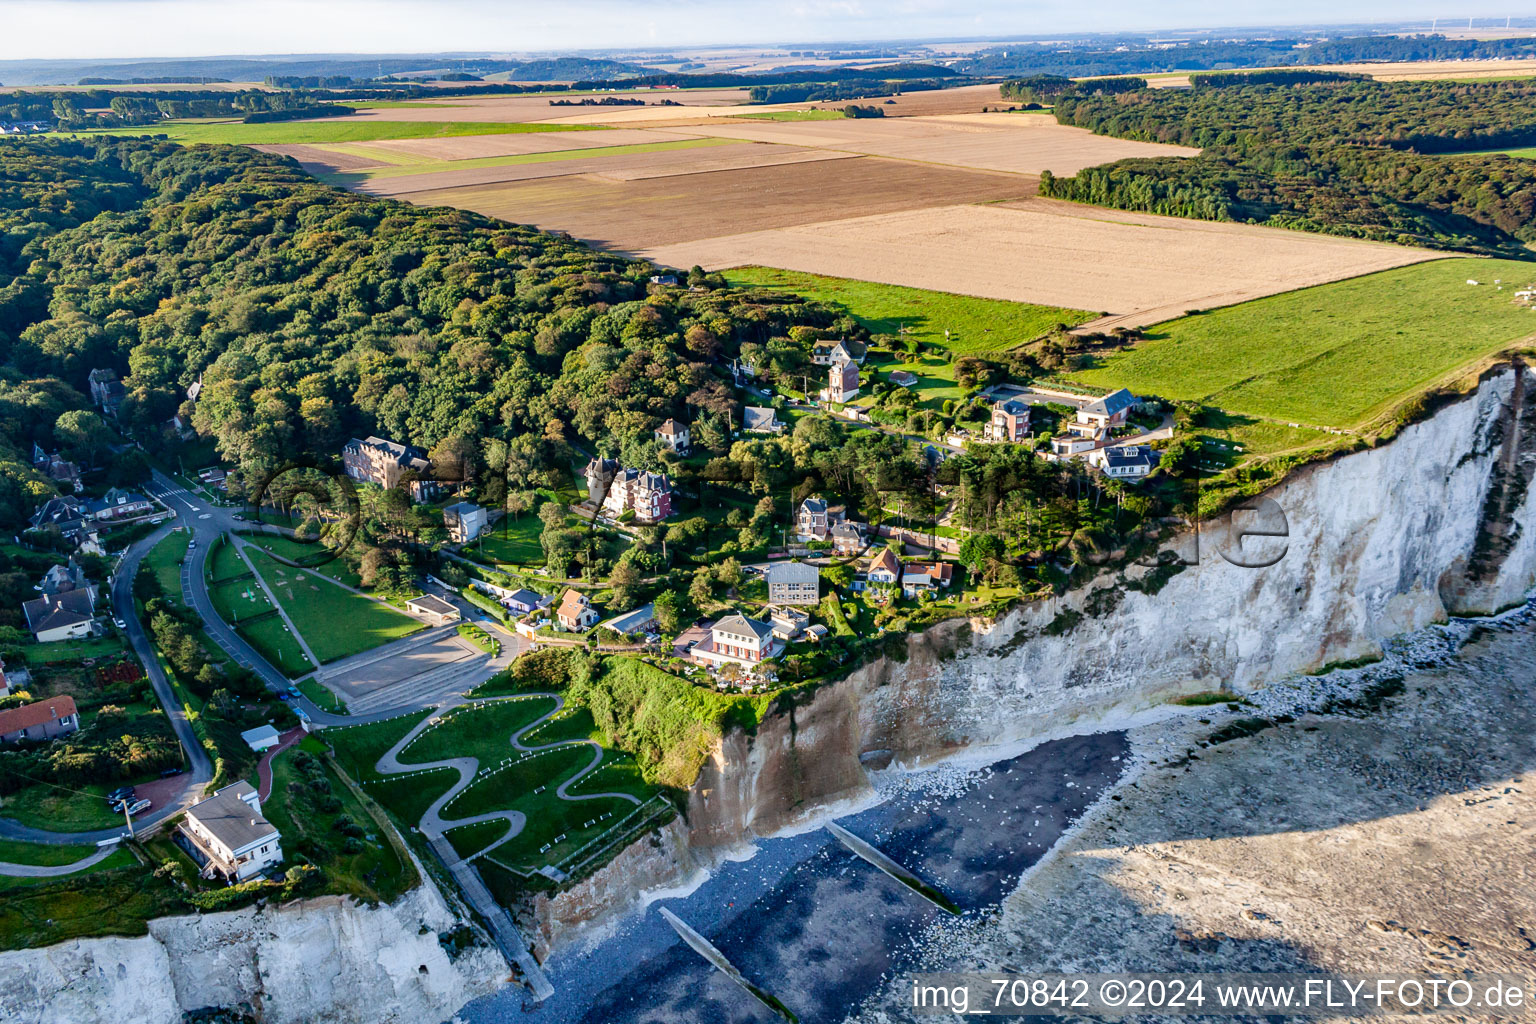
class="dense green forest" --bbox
[0,137,852,527]
[1035,76,1536,255]
[960,32,1536,77]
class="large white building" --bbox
[180,782,284,883]
[690,612,782,669]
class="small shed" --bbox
[240,724,281,753]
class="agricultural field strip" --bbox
[343,140,862,195]
[327,137,739,182]
[371,693,639,862]
[676,113,1201,176]
[62,119,604,146]
[1064,258,1536,429]
[642,199,1444,320]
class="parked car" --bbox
[277,692,292,702]
[113,617,127,629]
[286,686,303,700]
[188,538,197,548]
[159,767,183,778]
[107,786,134,804]
[122,798,151,816]
[231,513,244,521]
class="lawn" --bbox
[397,696,556,769]
[1063,258,1536,429]
[20,635,124,665]
[327,137,735,184]
[445,818,514,860]
[467,514,546,564]
[442,744,594,820]
[858,350,966,413]
[63,119,602,146]
[0,837,101,866]
[724,267,1096,356]
[243,548,423,664]
[0,781,122,832]
[297,676,348,713]
[143,530,190,606]
[237,613,316,678]
[326,710,434,781]
[359,766,458,826]
[245,533,362,587]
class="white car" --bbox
[113,618,127,629]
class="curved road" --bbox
[0,521,215,852]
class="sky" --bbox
[0,0,1507,61]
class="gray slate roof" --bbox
[712,612,774,642]
[1084,388,1136,418]
[188,782,278,853]
[767,561,820,585]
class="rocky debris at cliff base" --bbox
[842,616,1536,1024]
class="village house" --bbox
[29,495,96,547]
[985,399,1031,443]
[811,339,867,366]
[179,782,284,883]
[556,589,599,632]
[0,696,80,744]
[820,359,861,404]
[1076,388,1137,430]
[655,418,690,453]
[796,496,845,541]
[599,603,657,638]
[503,588,547,615]
[741,406,783,434]
[442,501,488,543]
[88,368,127,419]
[766,560,820,605]
[1050,421,1109,458]
[198,467,228,491]
[1089,444,1161,480]
[889,370,919,389]
[32,443,82,493]
[341,435,440,501]
[831,521,866,556]
[84,488,155,522]
[901,560,955,599]
[24,565,97,642]
[768,604,810,642]
[690,612,781,670]
[586,458,674,523]
[865,546,902,586]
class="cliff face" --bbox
[686,366,1536,845]
[0,885,503,1024]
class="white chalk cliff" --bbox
[5,367,1534,1019]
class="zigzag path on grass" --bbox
[371,692,640,862]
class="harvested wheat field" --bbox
[397,157,1035,250]
[352,141,858,195]
[331,127,701,161]
[804,82,1006,116]
[688,112,1198,175]
[327,89,756,124]
[642,198,1445,321]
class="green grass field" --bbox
[243,548,423,664]
[724,267,1097,355]
[360,767,458,825]
[20,634,124,665]
[0,854,184,949]
[730,109,846,121]
[0,782,122,832]
[246,533,362,587]
[0,837,101,866]
[467,514,546,564]
[326,137,735,184]
[1065,259,1536,429]
[143,530,190,606]
[398,696,556,768]
[204,543,315,675]
[237,614,316,677]
[327,710,433,781]
[61,119,601,146]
